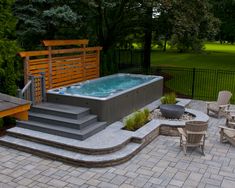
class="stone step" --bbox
[0,135,141,167]
[6,127,123,155]
[31,102,90,119]
[17,120,107,140]
[28,112,97,130]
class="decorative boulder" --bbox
[160,104,185,119]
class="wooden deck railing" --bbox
[19,40,102,91]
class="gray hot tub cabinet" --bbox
[47,76,163,123]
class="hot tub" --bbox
[47,73,163,123]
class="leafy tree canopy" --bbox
[211,0,235,44]
[154,0,220,52]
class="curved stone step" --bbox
[0,135,141,167]
[31,102,90,119]
[6,127,127,155]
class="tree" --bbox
[171,0,219,52]
[14,0,82,50]
[153,0,220,52]
[78,0,141,51]
[0,0,20,96]
[77,0,143,74]
[153,0,173,51]
[211,0,235,44]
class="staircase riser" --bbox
[6,125,118,155]
[28,116,97,130]
[82,123,107,140]
[31,108,89,119]
[0,140,140,167]
[17,123,84,140]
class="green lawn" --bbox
[150,42,235,102]
[151,42,235,70]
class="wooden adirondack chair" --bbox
[206,91,232,118]
[219,126,235,146]
[178,121,208,155]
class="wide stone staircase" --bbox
[0,102,144,167]
[18,102,107,140]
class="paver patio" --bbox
[0,100,235,188]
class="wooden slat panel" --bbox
[52,77,84,88]
[52,73,84,83]
[50,47,102,55]
[43,40,89,46]
[19,50,49,57]
[29,64,49,70]
[21,39,101,93]
[28,58,49,64]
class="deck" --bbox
[0,93,31,120]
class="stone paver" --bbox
[0,100,235,187]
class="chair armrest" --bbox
[206,101,215,105]
[225,109,235,113]
[187,131,207,135]
[177,128,187,137]
[206,101,216,107]
[219,104,230,109]
[219,126,235,131]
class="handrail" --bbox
[17,73,46,105]
[18,80,32,99]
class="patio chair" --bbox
[219,126,235,146]
[225,109,235,127]
[177,121,208,155]
[206,91,232,118]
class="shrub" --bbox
[124,108,150,131]
[161,92,176,104]
[143,108,150,120]
[125,117,135,131]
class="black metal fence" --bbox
[101,49,143,75]
[102,49,235,103]
[116,49,143,69]
[154,66,235,103]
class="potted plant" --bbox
[160,92,185,119]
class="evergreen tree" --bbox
[14,0,82,50]
[0,0,20,96]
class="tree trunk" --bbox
[143,6,153,72]
[163,34,167,52]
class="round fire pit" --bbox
[160,104,185,119]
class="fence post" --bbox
[191,68,196,99]
[119,49,121,66]
[130,49,133,66]
[40,72,46,102]
[17,88,22,99]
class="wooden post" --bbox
[82,43,86,80]
[97,49,100,77]
[48,46,52,89]
[24,56,29,85]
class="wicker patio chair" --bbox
[219,126,235,146]
[177,121,208,155]
[206,91,232,118]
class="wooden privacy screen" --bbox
[19,40,102,90]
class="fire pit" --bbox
[160,104,185,119]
